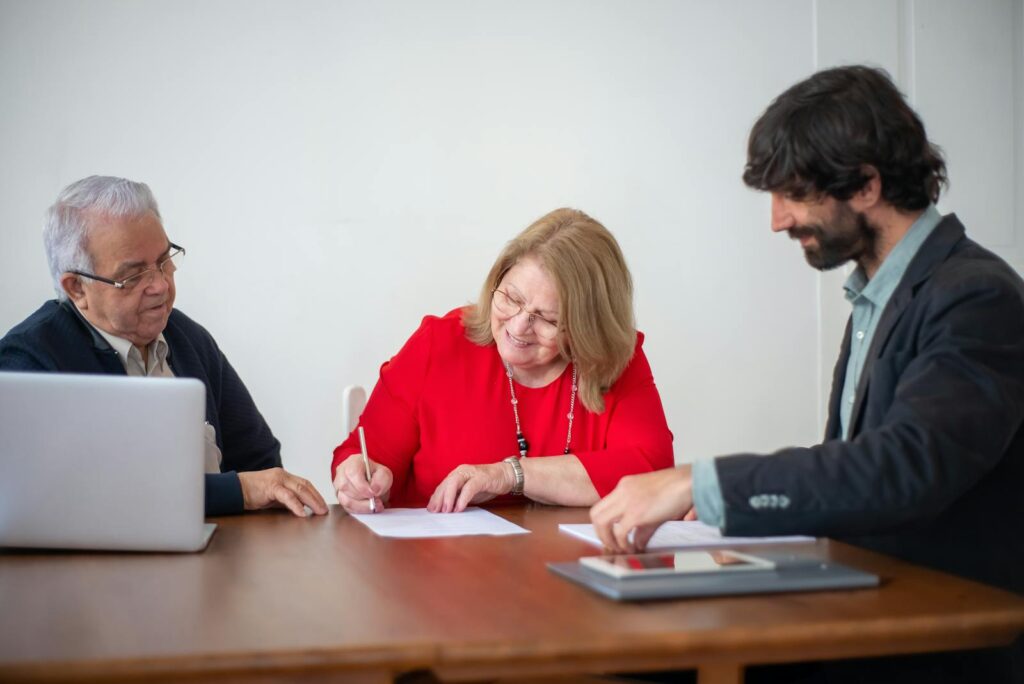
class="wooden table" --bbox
[1,504,1022,683]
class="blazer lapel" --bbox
[846,214,966,435]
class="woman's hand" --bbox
[427,462,515,513]
[333,453,393,513]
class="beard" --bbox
[787,203,878,271]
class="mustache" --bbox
[787,225,821,240]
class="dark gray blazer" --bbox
[714,214,1024,595]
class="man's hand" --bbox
[333,453,393,514]
[238,467,329,517]
[589,465,694,553]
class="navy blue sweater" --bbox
[0,300,283,515]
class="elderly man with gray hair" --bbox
[0,175,328,518]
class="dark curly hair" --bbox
[742,65,947,211]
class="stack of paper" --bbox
[350,507,530,538]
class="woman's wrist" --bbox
[503,456,524,495]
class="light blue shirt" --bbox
[693,205,943,529]
[838,205,942,437]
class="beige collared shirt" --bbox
[94,328,173,378]
[93,327,223,474]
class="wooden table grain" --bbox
[1,504,1022,683]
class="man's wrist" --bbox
[691,458,726,528]
[237,471,255,510]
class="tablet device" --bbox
[579,549,774,579]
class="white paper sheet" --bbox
[350,507,530,538]
[559,521,814,550]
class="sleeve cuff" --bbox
[204,472,245,516]
[692,457,726,529]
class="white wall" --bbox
[1,0,1020,502]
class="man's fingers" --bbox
[590,515,614,551]
[590,495,622,551]
[273,485,307,517]
[594,525,615,551]
[593,518,614,548]
[632,524,658,552]
[293,479,328,515]
[610,515,636,554]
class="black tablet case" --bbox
[548,551,880,601]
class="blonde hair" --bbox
[464,208,635,413]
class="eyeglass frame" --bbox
[70,243,185,291]
[491,288,562,339]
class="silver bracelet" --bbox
[503,456,524,495]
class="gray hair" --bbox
[43,175,161,300]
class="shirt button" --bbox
[848,395,855,404]
[856,330,865,340]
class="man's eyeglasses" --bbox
[491,288,560,340]
[71,243,185,292]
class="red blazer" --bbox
[331,309,674,506]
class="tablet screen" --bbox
[579,550,774,579]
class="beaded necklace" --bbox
[504,361,578,457]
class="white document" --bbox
[350,507,530,538]
[559,521,814,550]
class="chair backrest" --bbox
[341,385,367,438]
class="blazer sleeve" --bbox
[714,270,1024,537]
[572,340,675,496]
[330,317,434,497]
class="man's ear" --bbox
[60,273,88,309]
[849,165,882,211]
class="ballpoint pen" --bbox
[358,426,376,513]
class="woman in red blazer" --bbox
[331,208,674,513]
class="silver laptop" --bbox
[0,372,216,552]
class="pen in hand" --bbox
[358,426,376,513]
